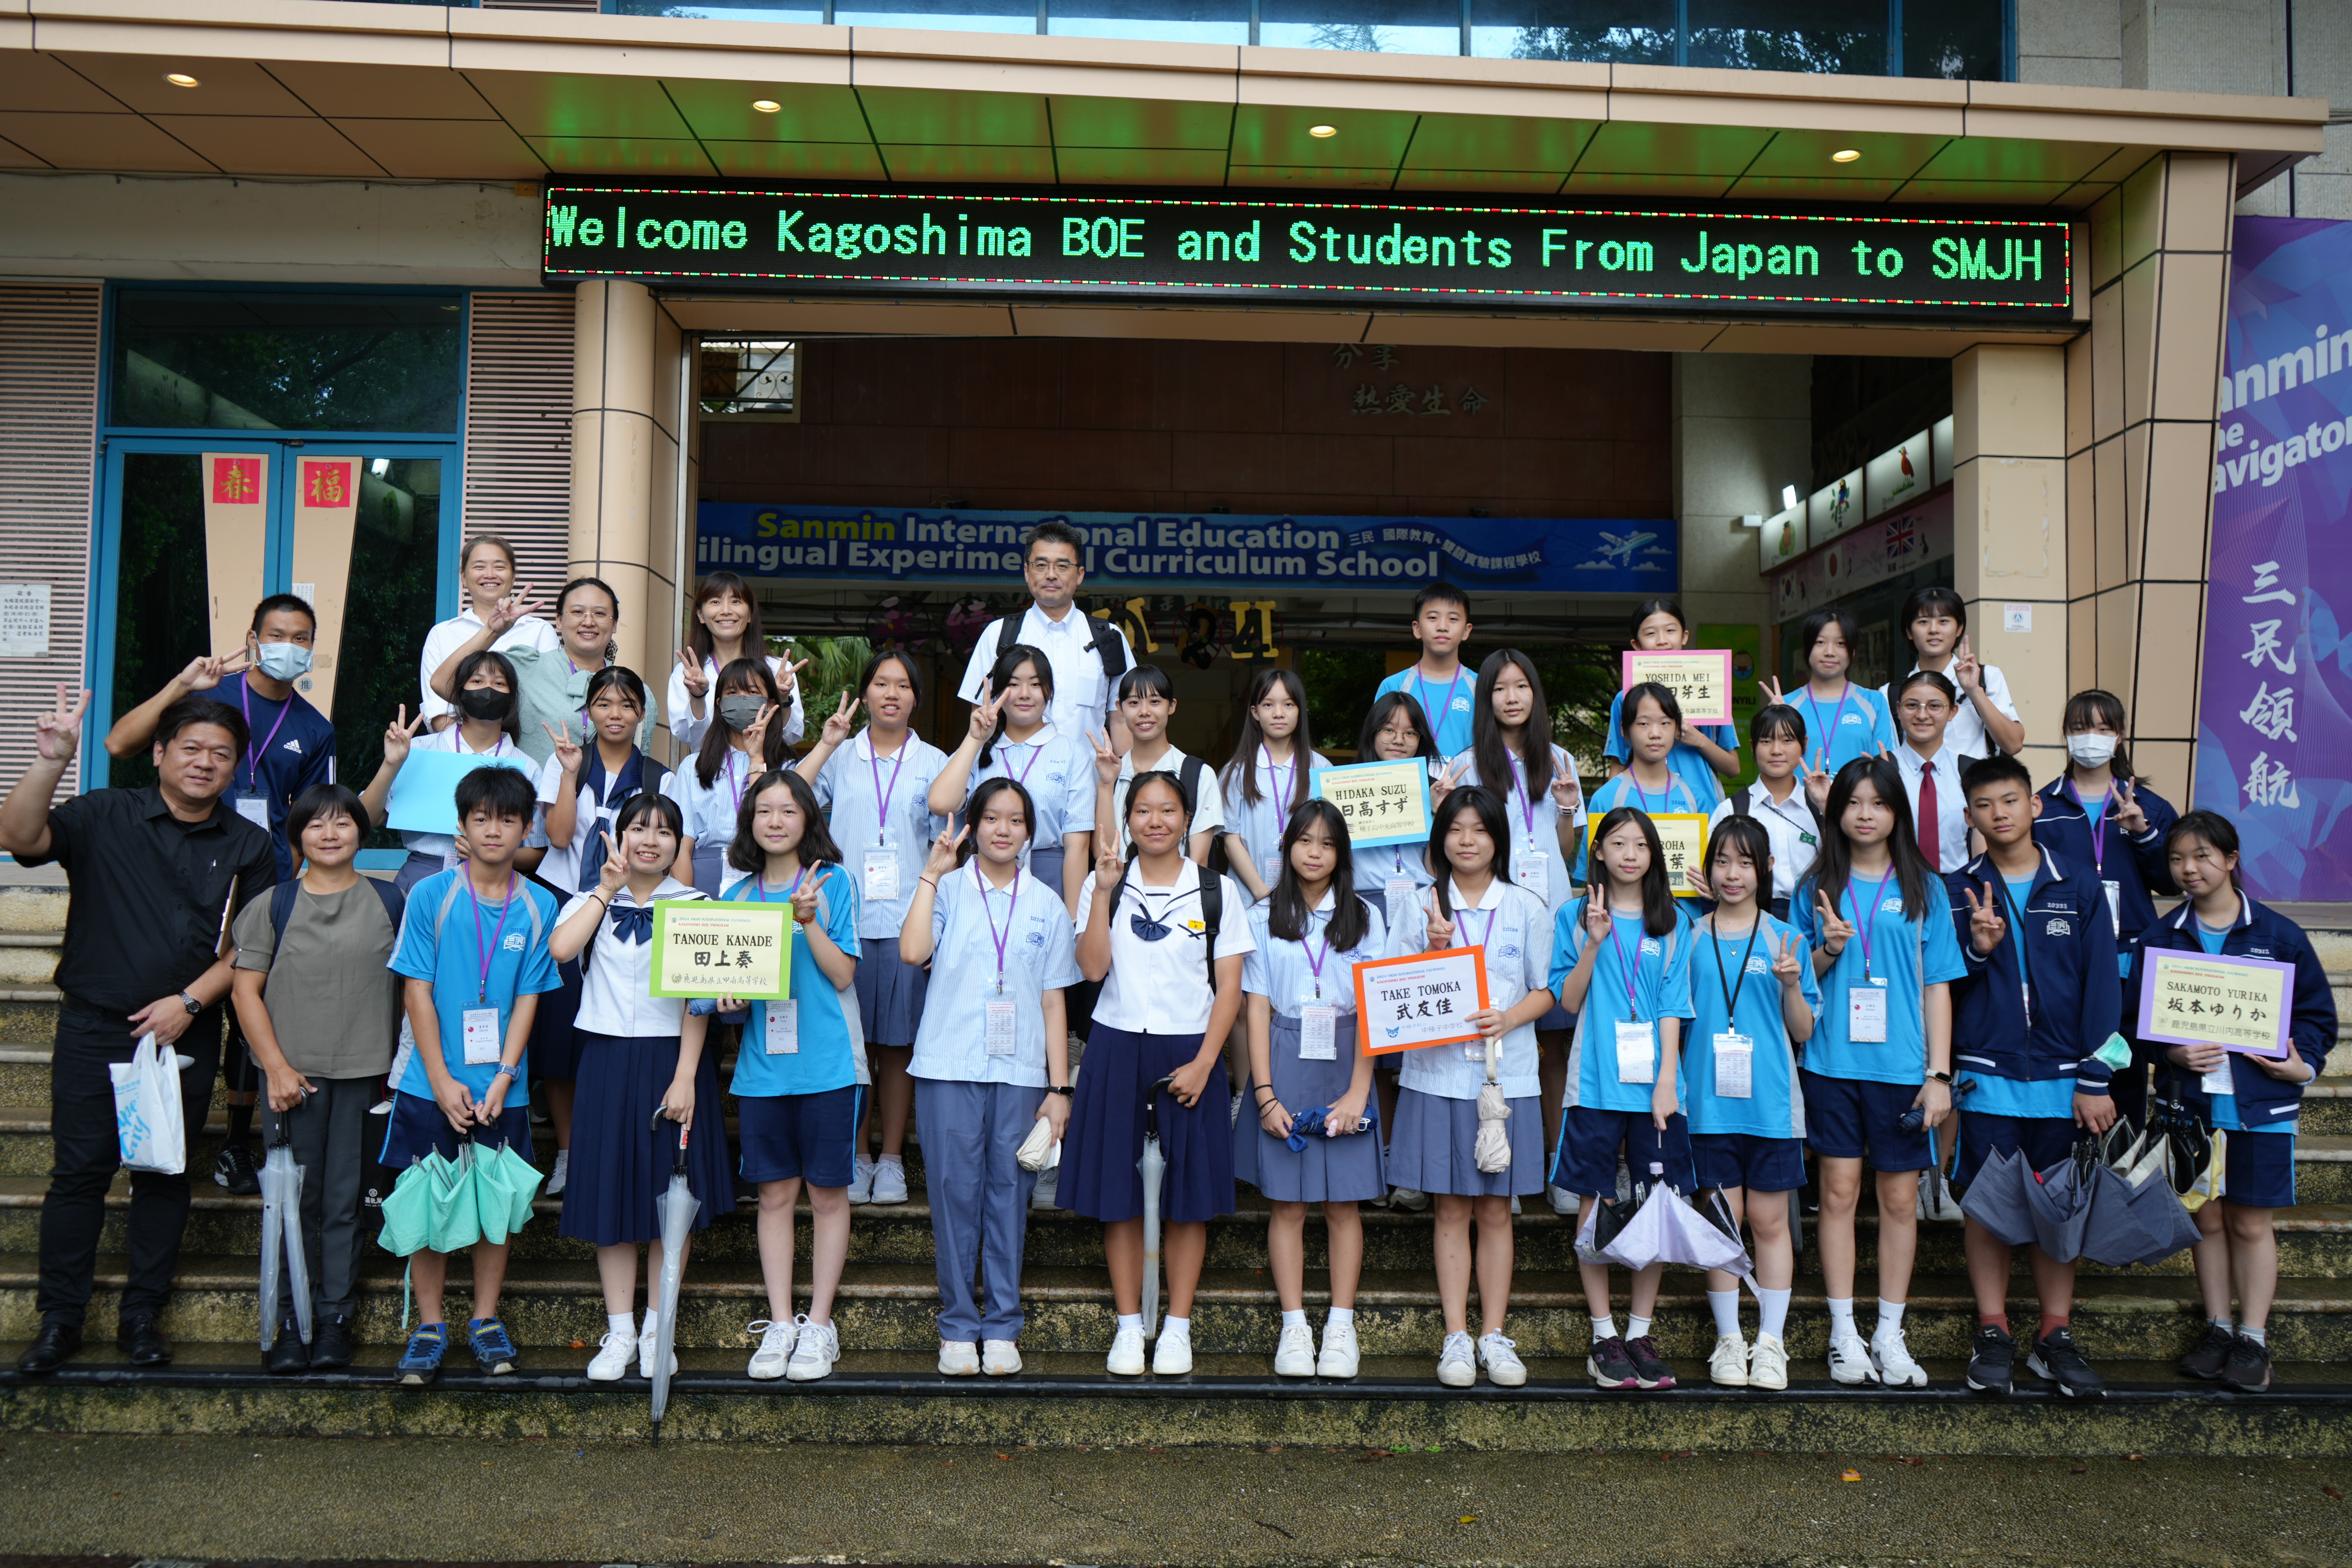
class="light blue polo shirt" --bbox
[728,863,864,1098]
[1552,901,1697,1115]
[909,861,1082,1087]
[1588,770,1705,819]
[812,730,948,940]
[1787,682,1898,774]
[388,869,561,1106]
[1794,870,1967,1085]
[1376,665,1479,760]
[1242,893,1390,1018]
[1221,749,1333,891]
[1685,911,1821,1139]
[963,727,1096,858]
[1603,688,1735,812]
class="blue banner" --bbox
[695,504,1675,594]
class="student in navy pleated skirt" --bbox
[548,792,733,1383]
[1237,799,1389,1380]
[1062,754,1254,1378]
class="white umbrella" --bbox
[650,1109,699,1441]
[258,1112,312,1350]
[1473,1037,1511,1174]
[1137,1074,1174,1338]
[1577,1165,1752,1276]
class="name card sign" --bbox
[1587,811,1711,897]
[1312,758,1432,849]
[651,901,789,1001]
[2136,949,2294,1061]
[1622,650,1733,725]
[1355,947,1490,1055]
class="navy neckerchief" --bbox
[580,746,650,892]
[608,900,656,944]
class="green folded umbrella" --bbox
[474,1138,544,1243]
[426,1142,484,1256]
[377,1148,457,1259]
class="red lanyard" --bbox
[469,872,514,1004]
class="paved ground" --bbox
[0,1435,2348,1565]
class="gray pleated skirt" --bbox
[1387,1085,1547,1197]
[1233,1014,1387,1204]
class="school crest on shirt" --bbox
[2044,917,2071,937]
[1639,937,1662,956]
[502,933,526,952]
[1496,943,1520,960]
[1881,897,1904,915]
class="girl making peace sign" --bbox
[667,657,788,896]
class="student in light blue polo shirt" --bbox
[1769,608,1897,775]
[1793,753,1966,1390]
[1551,806,1696,1394]
[1602,599,1740,811]
[904,776,1081,1378]
[725,767,864,1384]
[1373,583,1479,760]
[1682,815,1818,1390]
[1219,668,1334,902]
[929,641,1096,913]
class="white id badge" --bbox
[1848,979,1889,1043]
[1713,1032,1754,1098]
[862,846,900,902]
[2201,1063,2235,1096]
[1615,1018,1655,1083]
[2103,879,2122,934]
[764,998,800,1056]
[234,793,270,829]
[461,1007,501,1067]
[1385,877,1417,929]
[1261,854,1281,891]
[1300,1005,1338,1061]
[985,1000,1018,1057]
[1514,849,1551,901]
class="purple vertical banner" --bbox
[2197,216,2352,899]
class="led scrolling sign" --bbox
[543,185,2072,320]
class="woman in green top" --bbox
[428,576,657,769]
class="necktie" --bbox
[1917,759,1940,869]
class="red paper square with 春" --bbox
[212,456,262,505]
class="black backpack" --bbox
[269,875,405,946]
[983,610,1131,687]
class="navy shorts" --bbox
[737,1085,862,1188]
[1800,1071,1929,1172]
[377,1090,533,1171]
[1692,1132,1806,1193]
[1955,1110,2076,1188]
[1553,1105,1694,1198]
[2218,1128,2297,1209]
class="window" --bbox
[111,290,462,434]
[699,341,800,421]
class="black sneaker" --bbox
[1965,1324,2015,1395]
[263,1316,309,1375]
[2026,1326,2106,1400]
[1587,1335,1640,1389]
[212,1143,260,1195]
[1622,1334,1676,1390]
[2220,1333,2273,1392]
[2178,1322,2236,1381]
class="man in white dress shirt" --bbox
[956,520,1136,744]
[1879,586,2022,760]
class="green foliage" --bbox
[776,634,872,734]
[1301,648,1388,759]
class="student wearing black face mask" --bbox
[360,649,539,894]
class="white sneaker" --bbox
[1477,1332,1527,1387]
[1317,1319,1360,1378]
[638,1327,675,1380]
[586,1330,633,1381]
[1273,1322,1317,1378]
[1546,1182,1577,1216]
[847,1157,877,1205]
[1709,1332,1752,1387]
[1437,1330,1477,1387]
[1509,1196,1522,1215]
[938,1338,979,1376]
[1826,1331,1879,1385]
[869,1159,909,1205]
[1871,1327,1929,1388]
[545,1148,569,1197]
[1229,1089,1244,1128]
[747,1318,795,1380]
[786,1316,839,1381]
[1748,1332,1790,1391]
[1152,1328,1193,1375]
[982,1339,1022,1376]
[1029,1166,1059,1210]
[1389,1186,1430,1213]
[1106,1323,1147,1376]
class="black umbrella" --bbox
[1959,1147,2036,1247]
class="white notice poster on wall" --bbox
[0,584,50,657]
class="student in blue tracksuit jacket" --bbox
[2031,689,2179,1128]
[1947,755,2120,1402]
[2133,810,2336,1394]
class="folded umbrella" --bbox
[2154,1082,2215,1198]
[425,1141,484,1256]
[472,1133,543,1244]
[2077,1158,2169,1267]
[1916,1126,1964,1222]
[2023,1143,2096,1263]
[1472,1038,1511,1175]
[651,1110,699,1442]
[1137,1074,1174,1338]
[2107,1122,2201,1264]
[1589,1167,1752,1276]
[257,1114,313,1350]
[1959,1147,2037,1247]
[1284,1103,1378,1152]
[377,1148,457,1259]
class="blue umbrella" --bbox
[1959,1147,2036,1247]
[2023,1144,2095,1264]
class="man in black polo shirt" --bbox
[0,686,277,1373]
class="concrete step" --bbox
[4,1345,2348,1454]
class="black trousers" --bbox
[38,1003,220,1328]
[259,1075,373,1318]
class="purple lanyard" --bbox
[975,859,1021,993]
[1459,903,1499,950]
[1301,909,1333,1001]
[239,679,294,795]
[1800,683,1855,766]
[1506,753,1540,839]
[469,872,514,1004]
[1628,774,1668,815]
[867,738,908,846]
[1004,736,1048,785]
[1262,745,1296,834]
[1412,667,1464,735]
[1604,911,1645,1016]
[1845,873,1885,982]
[2067,782,2110,870]
[725,750,750,816]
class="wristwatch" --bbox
[1048,1085,1075,1096]
[1925,1069,1954,1085]
[493,1064,520,1081]
[179,991,202,1016]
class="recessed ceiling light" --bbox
[1831,148,1861,163]
[165,72,199,88]
[1309,124,1337,138]
[751,99,781,113]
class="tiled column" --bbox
[571,278,684,709]
[1671,352,1808,641]
[1952,343,2069,782]
[2070,152,2234,806]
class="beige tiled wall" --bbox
[571,277,678,703]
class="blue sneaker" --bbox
[397,1323,448,1386]
[468,1317,519,1376]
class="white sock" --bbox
[1758,1287,1793,1340]
[1326,1306,1355,1328]
[1875,1300,1907,1338]
[1117,1313,1142,1333]
[1827,1297,1856,1339]
[1281,1309,1307,1330]
[639,1311,659,1343]
[1591,1314,1617,1344]
[1626,1314,1652,1341]
[879,1152,903,1169]
[1706,1289,1741,1338]
[2211,1315,2235,1335]
[1163,1315,1191,1341]
[606,1311,634,1340]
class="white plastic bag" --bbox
[109,1031,191,1175]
